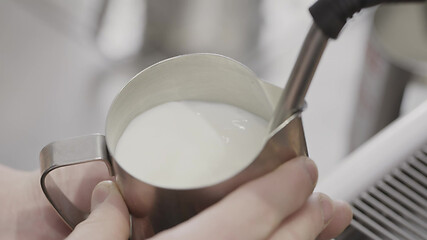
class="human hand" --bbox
[70,156,352,239]
[150,157,352,240]
[0,163,114,240]
[0,156,352,240]
[65,181,130,240]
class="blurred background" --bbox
[1,0,426,181]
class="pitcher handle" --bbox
[39,134,113,229]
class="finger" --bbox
[268,193,334,240]
[317,200,353,240]
[66,181,130,240]
[155,157,318,240]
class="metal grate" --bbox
[337,145,427,240]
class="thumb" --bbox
[66,181,130,240]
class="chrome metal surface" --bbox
[337,145,427,240]
[349,3,427,150]
[270,23,328,130]
[39,134,113,229]
[40,54,308,236]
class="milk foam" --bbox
[115,100,268,189]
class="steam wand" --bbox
[269,24,327,130]
[270,0,426,131]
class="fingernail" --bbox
[319,193,334,224]
[91,180,115,210]
[303,158,318,186]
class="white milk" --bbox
[115,100,268,189]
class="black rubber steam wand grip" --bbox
[310,0,426,39]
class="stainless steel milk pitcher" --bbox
[40,54,308,234]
